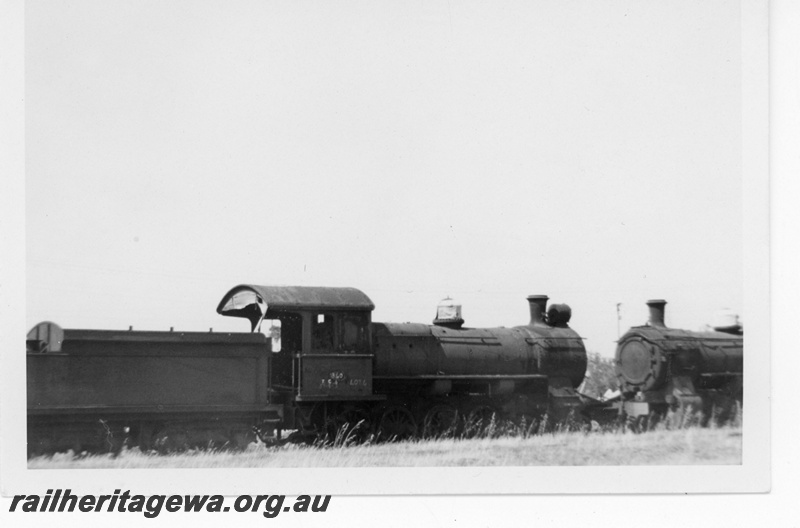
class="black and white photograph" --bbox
[2,0,790,525]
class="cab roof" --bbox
[217,285,375,318]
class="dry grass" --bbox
[28,425,742,469]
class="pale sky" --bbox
[26,0,744,356]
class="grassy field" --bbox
[28,426,742,469]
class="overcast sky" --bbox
[26,0,744,356]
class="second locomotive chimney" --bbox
[527,295,549,327]
[646,299,667,328]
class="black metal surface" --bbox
[372,318,586,388]
[28,329,271,412]
[615,299,743,419]
[616,325,744,392]
[27,285,605,454]
[217,284,375,314]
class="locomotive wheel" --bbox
[193,428,226,450]
[463,406,497,438]
[135,423,157,453]
[377,406,418,442]
[627,413,658,433]
[312,403,371,444]
[626,415,644,433]
[329,404,371,444]
[422,405,459,438]
[153,426,190,454]
[229,427,256,451]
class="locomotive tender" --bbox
[26,285,590,455]
[615,299,743,422]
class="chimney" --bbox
[527,295,549,326]
[646,299,667,328]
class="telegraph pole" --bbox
[616,303,622,339]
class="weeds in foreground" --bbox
[28,423,743,468]
[304,403,742,452]
[624,401,743,434]
[28,405,743,462]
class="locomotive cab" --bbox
[217,285,383,435]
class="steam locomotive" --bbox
[614,299,743,423]
[26,285,593,456]
[25,286,743,456]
